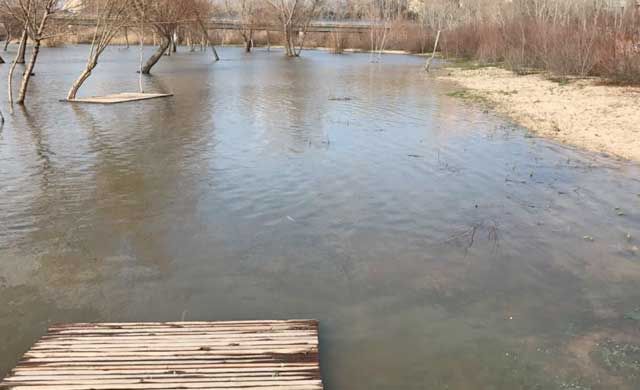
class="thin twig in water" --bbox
[443,219,500,256]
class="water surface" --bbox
[1,45,640,389]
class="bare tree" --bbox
[225,0,259,52]
[14,26,26,62]
[67,0,131,100]
[0,2,28,64]
[6,22,26,106]
[325,0,350,53]
[132,0,173,74]
[265,0,322,57]
[1,0,60,105]
[194,0,220,61]
[366,0,397,61]
[0,11,21,51]
[132,0,216,74]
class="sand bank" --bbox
[439,66,640,161]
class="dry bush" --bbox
[343,33,370,51]
[440,23,481,60]
[424,1,640,84]
[385,20,436,53]
[328,32,347,53]
[473,24,503,63]
[594,11,640,84]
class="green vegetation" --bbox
[593,339,640,378]
[446,89,491,106]
[446,59,502,71]
[624,309,640,321]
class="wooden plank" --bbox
[6,385,323,390]
[50,320,314,328]
[63,93,173,105]
[12,365,318,374]
[1,320,322,390]
[30,343,318,351]
[47,325,314,333]
[38,331,318,343]
[32,337,318,347]
[4,372,316,381]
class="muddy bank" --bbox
[439,66,640,161]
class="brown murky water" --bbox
[1,46,640,389]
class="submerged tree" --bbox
[225,0,260,52]
[0,2,27,63]
[1,0,60,105]
[365,0,398,61]
[133,0,212,74]
[0,12,21,51]
[194,0,219,61]
[6,24,26,106]
[67,0,132,100]
[265,0,322,57]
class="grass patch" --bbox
[549,76,571,86]
[592,339,640,378]
[447,58,503,70]
[446,89,493,107]
[510,66,542,76]
[496,89,519,96]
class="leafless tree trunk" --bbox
[425,29,441,71]
[266,0,320,57]
[16,0,57,105]
[124,26,129,48]
[225,0,258,53]
[67,0,131,100]
[67,58,96,100]
[16,28,26,64]
[16,39,40,105]
[367,0,395,62]
[3,27,10,51]
[7,26,27,107]
[266,30,271,51]
[138,3,144,92]
[196,17,219,61]
[283,23,294,56]
[141,35,170,74]
[188,32,195,51]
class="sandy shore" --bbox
[439,67,640,161]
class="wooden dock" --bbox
[65,92,173,104]
[0,320,323,390]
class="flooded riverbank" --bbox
[440,66,640,162]
[1,46,639,389]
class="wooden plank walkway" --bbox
[65,92,173,104]
[0,320,323,390]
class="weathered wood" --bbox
[425,29,442,72]
[64,93,173,105]
[1,320,322,390]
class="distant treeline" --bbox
[0,0,638,111]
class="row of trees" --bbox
[409,0,640,82]
[0,0,637,113]
[0,0,332,108]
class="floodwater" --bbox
[1,45,640,389]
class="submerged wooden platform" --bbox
[0,320,323,390]
[65,92,173,104]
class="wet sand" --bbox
[439,66,640,161]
